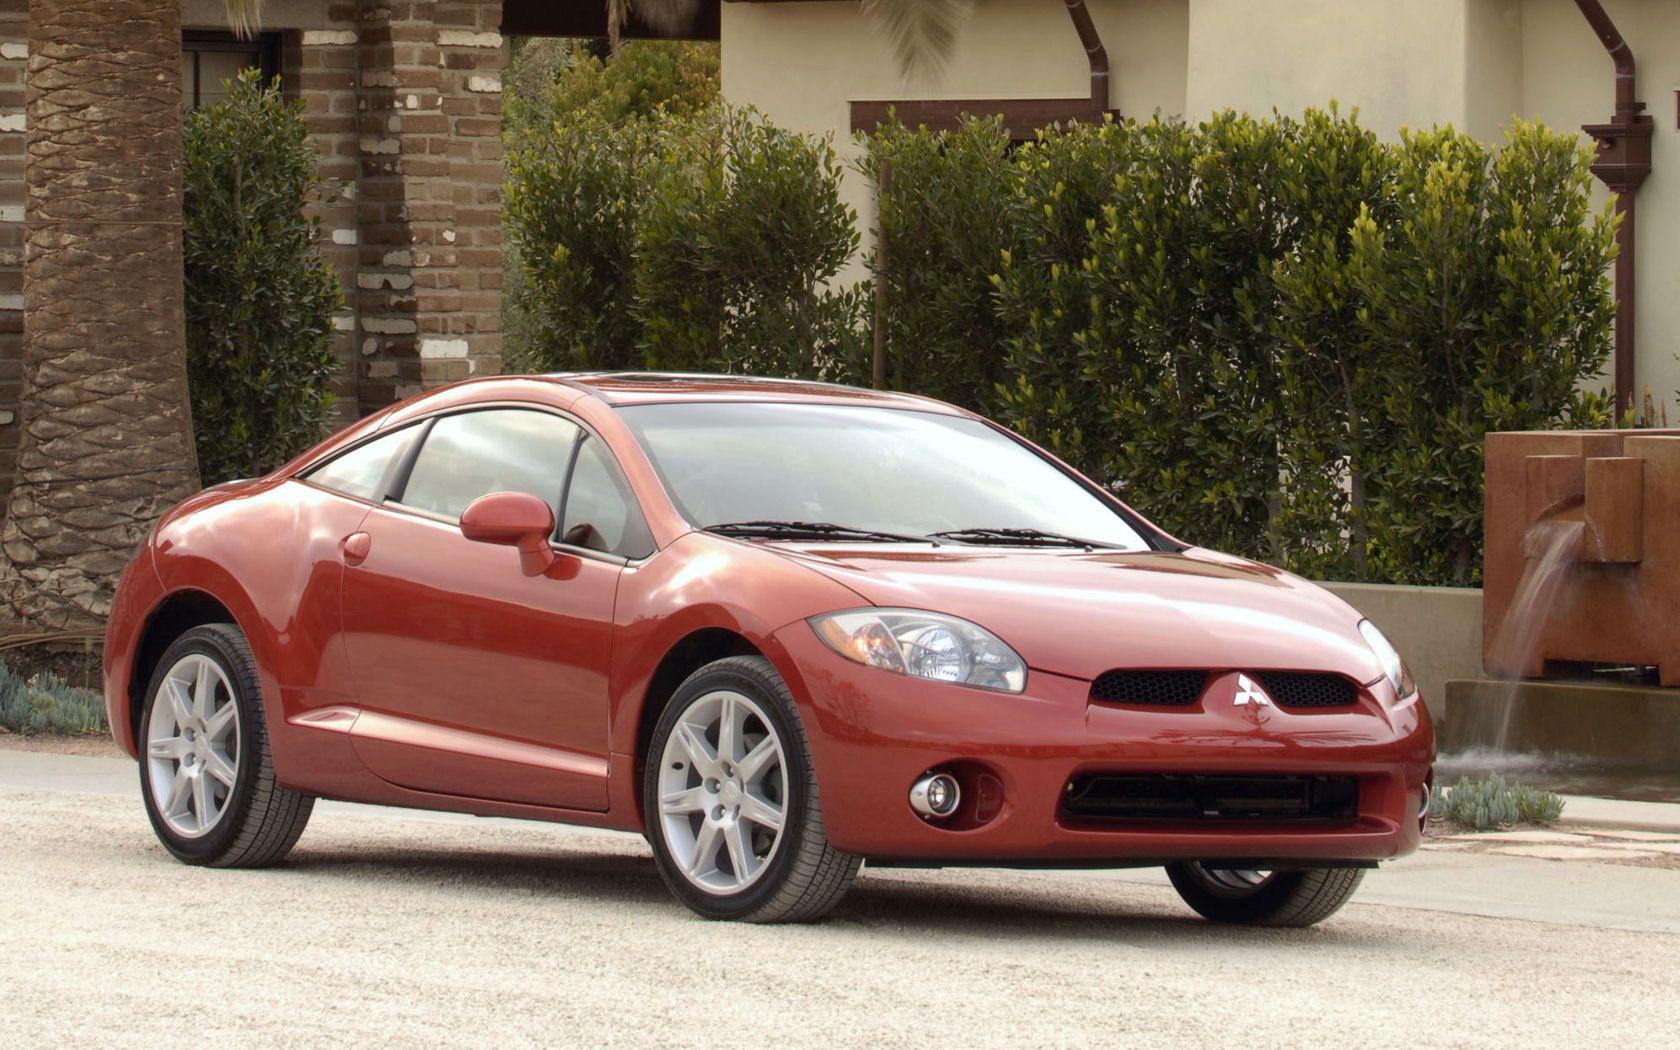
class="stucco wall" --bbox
[1184,0,1471,133]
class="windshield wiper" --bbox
[929,527,1117,550]
[706,520,933,544]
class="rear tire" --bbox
[1165,862,1363,927]
[644,655,860,923]
[138,623,314,868]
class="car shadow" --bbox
[263,840,1400,947]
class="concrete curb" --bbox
[1556,794,1680,834]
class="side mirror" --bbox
[460,492,556,577]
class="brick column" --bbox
[355,0,502,412]
[285,7,363,430]
[0,0,24,504]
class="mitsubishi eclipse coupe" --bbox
[104,373,1433,926]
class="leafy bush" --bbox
[1346,122,1615,584]
[0,665,107,735]
[998,113,1294,562]
[502,40,720,367]
[183,69,343,485]
[506,97,1614,585]
[862,117,1018,411]
[507,105,866,379]
[635,109,866,380]
[1429,774,1565,830]
[506,114,654,371]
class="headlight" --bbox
[809,608,1027,693]
[1358,619,1416,699]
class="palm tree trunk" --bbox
[5,0,200,629]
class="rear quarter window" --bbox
[303,426,418,502]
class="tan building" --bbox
[719,0,1678,413]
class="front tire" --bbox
[138,623,314,867]
[644,655,860,922]
[1165,862,1364,927]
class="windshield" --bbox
[617,402,1151,549]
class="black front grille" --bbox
[1089,670,1208,706]
[1257,672,1359,709]
[1062,773,1359,822]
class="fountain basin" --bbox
[1442,677,1680,803]
[1444,676,1680,766]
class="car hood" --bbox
[774,544,1382,684]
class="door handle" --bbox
[341,531,372,567]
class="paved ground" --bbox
[4,748,1679,1048]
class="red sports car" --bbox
[104,373,1432,925]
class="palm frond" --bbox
[862,0,970,82]
[222,0,265,39]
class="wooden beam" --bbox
[502,0,721,41]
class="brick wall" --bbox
[0,0,24,505]
[354,0,503,412]
[284,7,364,429]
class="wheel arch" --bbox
[626,626,770,827]
[125,588,242,750]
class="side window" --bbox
[561,438,654,559]
[304,426,418,502]
[396,409,580,522]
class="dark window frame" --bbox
[182,29,282,109]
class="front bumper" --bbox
[773,622,1434,866]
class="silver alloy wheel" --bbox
[1187,864,1273,897]
[656,688,789,895]
[145,653,241,839]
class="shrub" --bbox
[506,106,866,380]
[183,69,343,485]
[863,117,1018,411]
[546,40,719,126]
[502,40,720,367]
[635,109,866,380]
[1429,774,1565,830]
[0,665,107,735]
[506,114,654,371]
[1347,122,1616,584]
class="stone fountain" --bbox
[1442,429,1680,787]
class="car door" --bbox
[340,406,640,812]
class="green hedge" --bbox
[506,106,866,381]
[184,70,344,486]
[866,109,1614,584]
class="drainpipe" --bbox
[1572,0,1653,418]
[1064,0,1110,113]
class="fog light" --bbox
[910,773,961,819]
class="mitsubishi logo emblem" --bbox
[1234,674,1273,711]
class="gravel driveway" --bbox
[3,786,1678,1048]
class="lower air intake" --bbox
[1062,773,1359,821]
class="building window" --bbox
[182,31,281,110]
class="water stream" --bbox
[1473,519,1586,753]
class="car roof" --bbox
[546,372,968,414]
